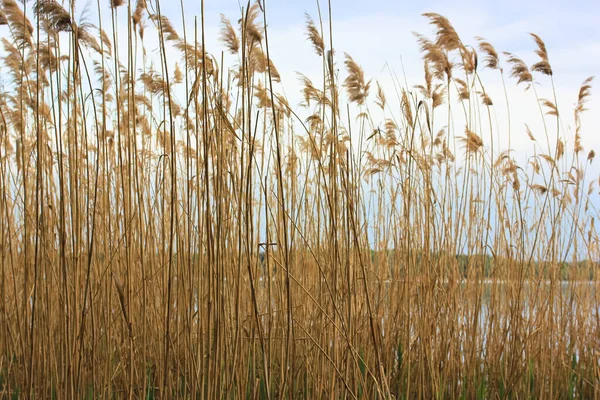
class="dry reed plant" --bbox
[0,1,598,399]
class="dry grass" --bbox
[0,1,599,399]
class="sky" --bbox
[0,0,595,176]
[171,0,600,85]
[149,0,600,254]
[147,0,600,149]
[4,0,599,190]
[0,0,595,162]
[1,0,599,254]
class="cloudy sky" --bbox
[1,0,594,161]
[170,0,600,86]
[144,0,600,157]
[145,0,600,250]
[0,0,594,248]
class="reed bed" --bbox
[0,0,598,398]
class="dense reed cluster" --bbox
[0,0,598,398]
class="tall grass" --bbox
[0,0,598,398]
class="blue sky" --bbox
[178,0,600,59]
[64,0,600,191]
[1,0,596,253]
[152,0,600,249]
[154,0,600,95]
[147,0,600,154]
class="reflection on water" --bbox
[377,280,600,338]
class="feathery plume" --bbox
[504,53,532,87]
[402,90,413,128]
[327,49,335,78]
[530,33,552,76]
[138,19,146,40]
[254,80,272,109]
[531,184,548,195]
[132,0,146,25]
[525,124,536,141]
[480,91,493,106]
[575,77,593,153]
[462,127,483,153]
[172,40,205,72]
[240,2,263,44]
[432,84,445,108]
[476,37,499,70]
[556,139,564,160]
[100,29,112,56]
[375,82,386,110]
[305,13,324,56]
[455,78,470,101]
[540,98,558,116]
[575,76,593,116]
[415,61,433,98]
[574,132,583,154]
[423,13,462,52]
[415,33,453,80]
[462,46,477,74]
[297,73,318,106]
[275,93,291,117]
[173,63,183,84]
[34,0,72,32]
[219,14,239,54]
[512,173,521,192]
[151,14,180,42]
[249,46,280,81]
[2,38,29,79]
[343,53,370,105]
[2,0,33,48]
[78,23,104,54]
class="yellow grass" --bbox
[0,0,598,398]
